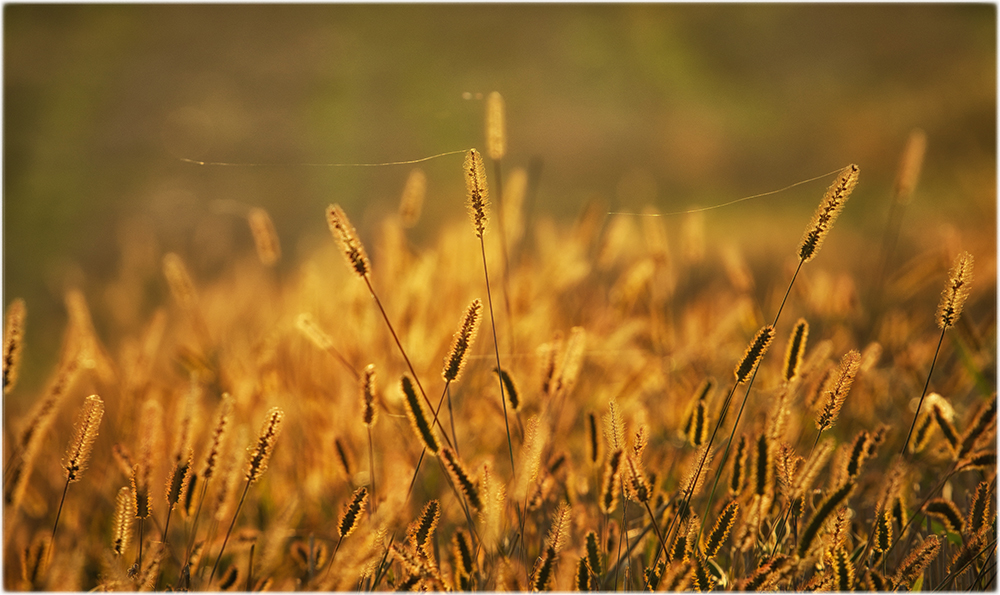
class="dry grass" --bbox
[2,101,996,592]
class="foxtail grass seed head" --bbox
[443,299,482,382]
[816,349,861,432]
[576,557,592,591]
[937,251,973,329]
[874,509,892,553]
[440,447,482,510]
[735,325,775,383]
[112,486,133,556]
[684,379,713,447]
[163,252,198,310]
[893,534,940,589]
[845,430,870,479]
[464,149,490,238]
[64,395,104,482]
[894,129,927,205]
[587,411,601,464]
[326,204,371,277]
[203,394,233,479]
[585,530,601,575]
[968,481,993,535]
[408,499,440,554]
[485,91,506,160]
[452,529,475,582]
[246,407,284,483]
[798,164,860,263]
[704,500,739,558]
[339,486,368,539]
[296,313,335,352]
[959,397,996,460]
[783,319,809,383]
[730,434,748,496]
[398,168,426,228]
[132,463,151,519]
[361,364,377,426]
[754,433,772,497]
[247,207,281,266]
[401,375,439,454]
[797,481,855,558]
[3,298,25,394]
[829,546,854,591]
[166,451,193,509]
[925,498,964,533]
[600,449,623,514]
[531,545,557,592]
[495,367,520,412]
[931,403,960,452]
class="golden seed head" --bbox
[296,313,335,352]
[339,486,368,539]
[937,251,973,329]
[401,375,439,454]
[734,325,775,384]
[894,129,927,205]
[600,449,623,514]
[112,486,133,556]
[798,164,860,263]
[162,252,198,309]
[440,446,482,509]
[485,91,507,161]
[165,450,193,508]
[704,500,739,558]
[64,394,104,482]
[3,298,26,395]
[443,299,482,382]
[464,148,490,238]
[816,349,861,432]
[361,364,377,426]
[202,394,233,479]
[326,204,371,278]
[783,319,809,383]
[246,407,284,482]
[407,499,441,553]
[247,207,281,266]
[398,168,426,228]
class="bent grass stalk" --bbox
[902,251,974,454]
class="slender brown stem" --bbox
[478,237,516,476]
[184,480,210,563]
[695,258,805,546]
[662,382,739,556]
[207,479,251,586]
[363,275,453,449]
[366,426,376,518]
[135,517,145,580]
[901,326,948,455]
[246,543,255,591]
[46,477,71,573]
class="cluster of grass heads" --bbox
[2,100,996,591]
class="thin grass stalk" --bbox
[207,478,251,586]
[405,381,451,498]
[362,275,453,450]
[366,426,376,517]
[478,237,516,476]
[901,327,947,455]
[662,382,738,555]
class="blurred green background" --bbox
[4,4,996,393]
